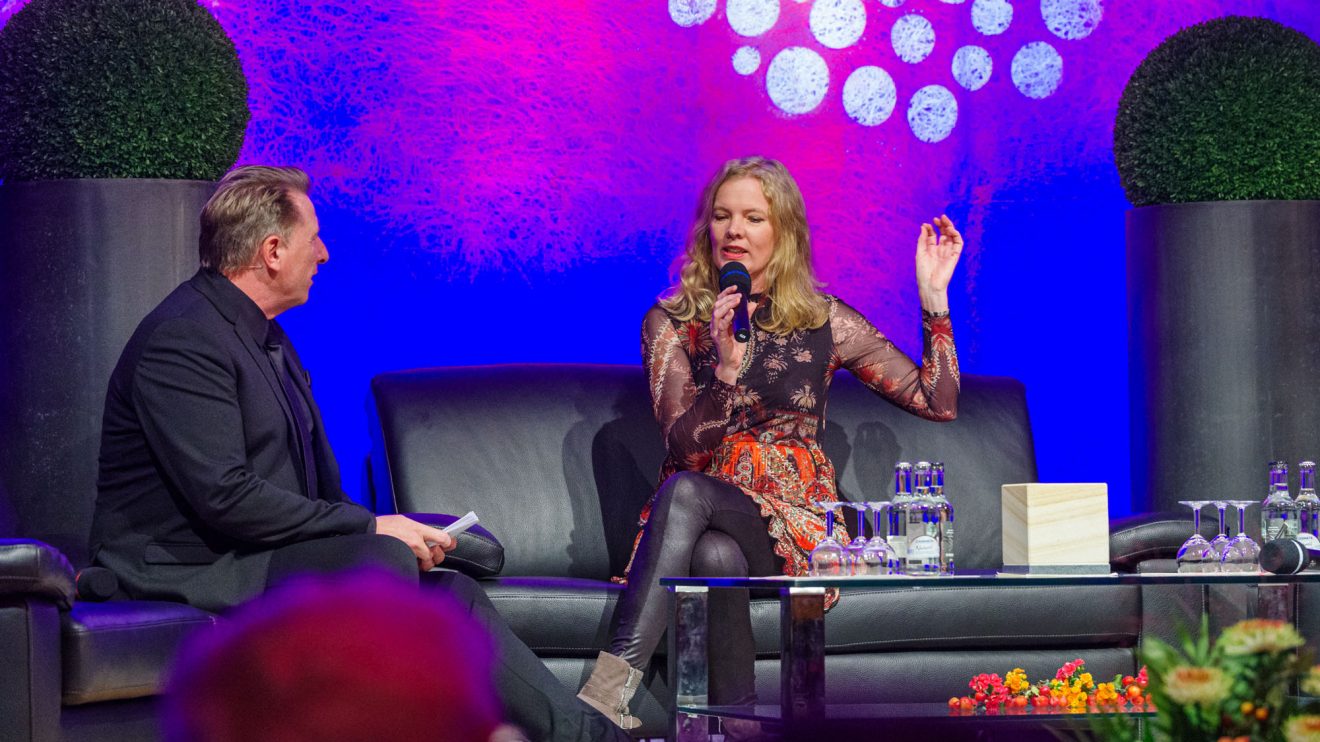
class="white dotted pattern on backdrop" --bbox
[1041,0,1103,40]
[1011,41,1063,98]
[666,0,1094,138]
[733,46,762,75]
[668,0,716,27]
[907,84,959,143]
[971,0,1013,36]
[766,46,830,114]
[842,66,898,126]
[952,45,993,91]
[891,14,936,64]
[727,0,780,37]
[809,0,867,50]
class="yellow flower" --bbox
[1006,668,1030,694]
[1162,666,1232,707]
[1285,715,1320,742]
[1067,690,1087,710]
[1095,682,1119,704]
[1304,666,1320,697]
[1219,619,1306,656]
[1079,672,1094,689]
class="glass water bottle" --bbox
[1261,460,1298,543]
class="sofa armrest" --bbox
[403,513,505,578]
[0,539,76,609]
[1109,512,1203,572]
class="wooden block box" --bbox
[1001,483,1110,574]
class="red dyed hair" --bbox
[163,569,501,742]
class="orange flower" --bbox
[1285,715,1320,742]
[1219,619,1305,656]
[1163,666,1231,707]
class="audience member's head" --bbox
[163,569,502,742]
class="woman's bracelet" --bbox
[922,308,951,319]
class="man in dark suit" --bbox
[91,166,626,742]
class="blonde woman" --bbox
[578,157,963,732]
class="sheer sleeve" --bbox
[641,305,737,469]
[828,298,959,421]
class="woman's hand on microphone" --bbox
[711,286,746,385]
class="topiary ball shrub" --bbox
[0,0,249,181]
[1114,16,1320,207]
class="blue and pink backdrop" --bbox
[2,0,1316,515]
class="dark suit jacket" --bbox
[91,269,373,611]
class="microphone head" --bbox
[1260,538,1310,575]
[718,261,752,295]
[75,567,121,602]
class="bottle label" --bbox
[1265,517,1295,541]
[1300,533,1320,550]
[907,535,938,559]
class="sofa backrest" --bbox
[369,364,1037,579]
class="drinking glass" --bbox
[1176,500,1214,573]
[842,503,870,576]
[1209,500,1231,570]
[1222,500,1261,572]
[863,501,896,575]
[809,501,848,576]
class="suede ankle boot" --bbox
[577,651,643,730]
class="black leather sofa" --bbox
[366,364,1213,737]
[0,540,215,742]
[0,362,1289,741]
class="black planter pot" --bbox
[1128,200,1320,515]
[0,179,213,561]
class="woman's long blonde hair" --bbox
[660,156,828,335]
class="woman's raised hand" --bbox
[915,215,963,310]
[711,285,747,385]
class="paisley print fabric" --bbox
[618,295,959,599]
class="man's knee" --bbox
[422,569,492,613]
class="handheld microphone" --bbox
[1259,538,1320,575]
[718,261,752,343]
[75,567,120,602]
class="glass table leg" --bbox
[670,585,710,742]
[780,586,826,723]
[1255,584,1294,622]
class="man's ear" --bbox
[258,234,283,271]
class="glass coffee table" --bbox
[659,570,1320,740]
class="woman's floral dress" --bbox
[618,294,960,599]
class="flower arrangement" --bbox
[948,660,1149,713]
[951,617,1320,740]
[1115,617,1315,742]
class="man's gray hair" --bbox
[199,166,311,275]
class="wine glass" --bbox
[809,501,848,576]
[842,503,870,575]
[1176,500,1214,573]
[1222,500,1261,572]
[1209,500,1232,570]
[863,501,896,575]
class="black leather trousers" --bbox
[608,471,780,706]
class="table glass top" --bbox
[660,568,1320,589]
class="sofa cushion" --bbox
[485,576,621,656]
[61,600,216,705]
[795,583,1140,654]
[484,578,1140,659]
